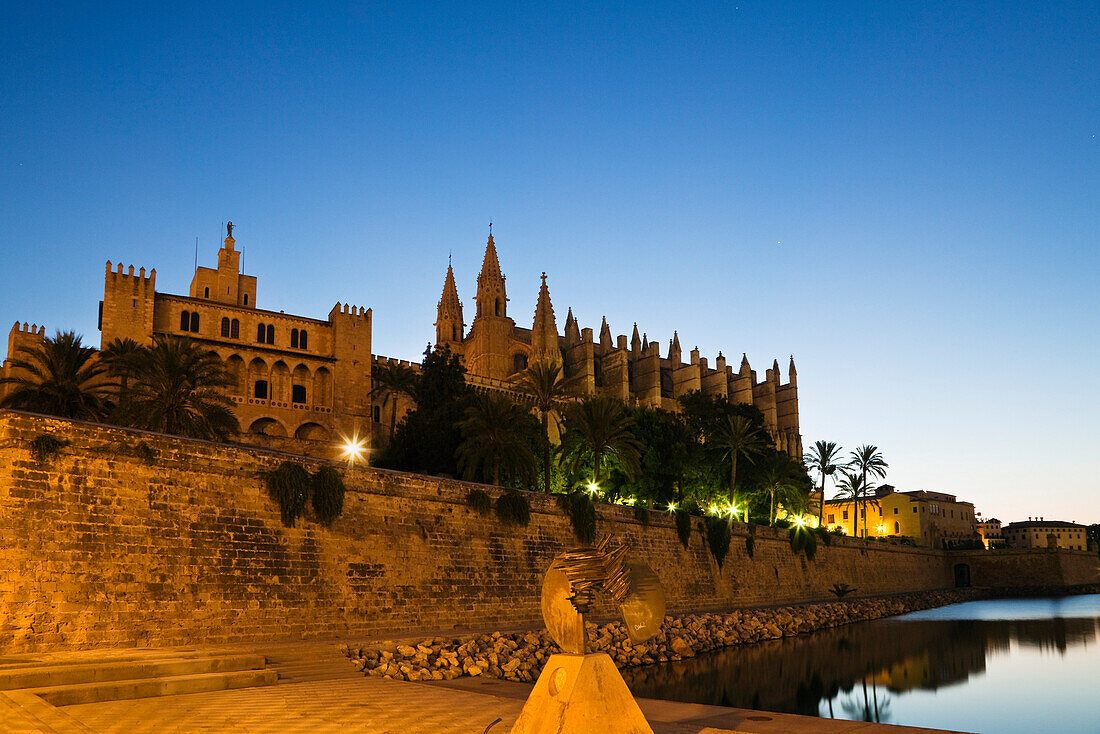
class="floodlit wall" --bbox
[0,411,1088,653]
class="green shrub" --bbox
[772,517,792,529]
[495,490,531,527]
[556,492,596,544]
[815,525,832,546]
[632,504,651,528]
[264,461,311,527]
[466,488,493,515]
[790,526,818,560]
[829,582,856,599]
[674,509,692,548]
[30,434,68,463]
[311,466,346,525]
[704,516,732,568]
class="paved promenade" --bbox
[0,643,968,734]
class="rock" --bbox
[670,637,695,658]
[396,644,416,657]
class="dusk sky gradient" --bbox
[2,2,1097,523]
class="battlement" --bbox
[328,303,371,321]
[105,261,156,287]
[371,355,422,373]
[9,321,46,338]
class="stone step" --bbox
[22,668,279,706]
[0,653,268,691]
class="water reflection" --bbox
[622,595,1100,733]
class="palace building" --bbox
[3,224,801,458]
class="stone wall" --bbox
[0,410,1085,654]
[950,548,1099,588]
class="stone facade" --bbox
[3,226,374,450]
[435,234,802,457]
[824,487,978,547]
[1002,519,1091,551]
[0,410,959,654]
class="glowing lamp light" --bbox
[793,516,806,528]
[341,434,367,464]
[726,503,738,518]
[708,504,720,516]
[586,482,600,495]
[667,502,678,513]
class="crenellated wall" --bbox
[0,411,1091,654]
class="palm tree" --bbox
[455,393,537,486]
[0,331,113,420]
[512,359,577,492]
[849,445,888,538]
[125,335,239,441]
[369,361,420,443]
[758,453,809,525]
[710,415,765,522]
[100,337,147,419]
[804,440,845,528]
[833,470,865,537]
[560,396,642,487]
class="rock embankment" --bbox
[343,589,983,683]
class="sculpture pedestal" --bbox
[509,653,654,734]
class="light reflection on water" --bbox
[621,595,1100,734]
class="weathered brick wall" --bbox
[0,410,1031,653]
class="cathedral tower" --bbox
[464,232,517,379]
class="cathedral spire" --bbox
[669,331,681,363]
[740,352,751,375]
[435,262,464,345]
[631,323,641,358]
[475,232,507,319]
[531,272,560,364]
[564,307,580,344]
[599,316,612,350]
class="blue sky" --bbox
[2,2,1097,523]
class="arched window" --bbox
[189,312,199,332]
[204,287,210,298]
[254,380,269,399]
[291,329,299,349]
[221,317,230,337]
[512,353,528,374]
[230,319,239,339]
[894,521,900,534]
[266,324,275,344]
[495,299,501,316]
[243,294,248,305]
[452,325,458,341]
[291,384,307,404]
[180,311,190,331]
[257,323,266,343]
[299,330,307,349]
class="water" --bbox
[622,595,1100,734]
